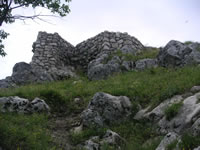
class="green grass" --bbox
[1,66,200,149]
[70,120,161,150]
[70,127,107,145]
[104,47,159,64]
[111,120,162,150]
[1,66,200,110]
[164,101,183,121]
[179,133,200,150]
[0,112,53,150]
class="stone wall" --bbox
[30,31,144,72]
[73,31,144,71]
[31,32,75,73]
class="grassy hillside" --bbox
[1,65,200,149]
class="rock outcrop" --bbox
[81,92,132,127]
[0,96,50,114]
[158,40,200,67]
[135,91,200,134]
[134,86,200,149]
[155,132,179,150]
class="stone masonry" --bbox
[31,32,75,73]
[73,31,144,71]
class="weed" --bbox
[164,101,183,121]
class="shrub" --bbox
[164,101,183,121]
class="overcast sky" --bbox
[1,0,200,79]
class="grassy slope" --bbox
[1,65,200,149]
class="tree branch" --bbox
[0,0,13,26]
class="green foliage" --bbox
[0,112,52,150]
[0,30,9,56]
[164,101,183,121]
[179,133,200,149]
[111,120,160,150]
[101,143,116,150]
[166,139,178,150]
[184,41,193,45]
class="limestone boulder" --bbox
[0,96,50,114]
[29,97,50,113]
[11,62,38,85]
[156,132,179,150]
[100,129,125,146]
[81,92,132,127]
[83,136,100,150]
[158,93,200,134]
[136,95,183,122]
[135,92,200,134]
[190,118,200,136]
[82,130,125,150]
[158,40,200,67]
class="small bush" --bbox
[164,101,183,120]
